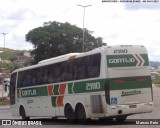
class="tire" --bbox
[76,104,87,124]
[51,117,58,119]
[115,115,127,122]
[65,104,75,123]
[99,117,113,122]
[20,107,30,120]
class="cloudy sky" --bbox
[0,0,160,61]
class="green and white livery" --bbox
[10,45,153,122]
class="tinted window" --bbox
[10,73,17,105]
[48,63,62,83]
[74,57,87,80]
[17,53,101,87]
[62,61,74,81]
[87,54,101,78]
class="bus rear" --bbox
[105,45,153,118]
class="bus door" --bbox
[10,73,17,115]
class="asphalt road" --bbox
[0,84,160,128]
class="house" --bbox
[13,55,32,67]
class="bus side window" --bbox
[54,64,62,83]
[26,71,32,86]
[48,63,62,83]
[75,57,86,80]
[48,66,54,83]
[68,61,74,81]
[31,69,38,86]
[22,72,27,87]
[62,61,73,81]
[37,68,44,85]
[17,72,22,87]
[18,71,26,87]
[73,61,77,80]
[10,73,17,105]
[87,54,101,78]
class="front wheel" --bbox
[20,107,30,120]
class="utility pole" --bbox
[77,4,92,52]
[1,33,8,93]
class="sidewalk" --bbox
[0,105,10,110]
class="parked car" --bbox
[151,72,159,84]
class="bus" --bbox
[10,45,153,122]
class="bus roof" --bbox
[38,53,80,64]
[12,45,146,73]
[12,53,80,73]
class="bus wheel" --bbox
[51,117,58,119]
[99,117,113,122]
[20,106,30,120]
[65,104,75,123]
[115,115,127,122]
[76,104,86,123]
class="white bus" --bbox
[10,45,153,122]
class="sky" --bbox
[0,0,160,61]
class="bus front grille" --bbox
[90,95,103,113]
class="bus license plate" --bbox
[129,105,137,108]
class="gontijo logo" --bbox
[133,54,145,66]
[21,89,37,97]
[107,54,147,67]
[17,89,37,97]
[109,57,135,63]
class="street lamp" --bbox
[1,33,8,51]
[77,4,92,52]
[0,33,8,93]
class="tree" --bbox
[26,21,104,64]
[0,62,18,73]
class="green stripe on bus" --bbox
[141,54,149,65]
[68,79,106,94]
[53,84,59,95]
[51,96,57,107]
[68,83,74,94]
[107,54,149,68]
[18,86,48,98]
[17,76,152,97]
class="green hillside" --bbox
[0,48,29,72]
[0,48,24,60]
